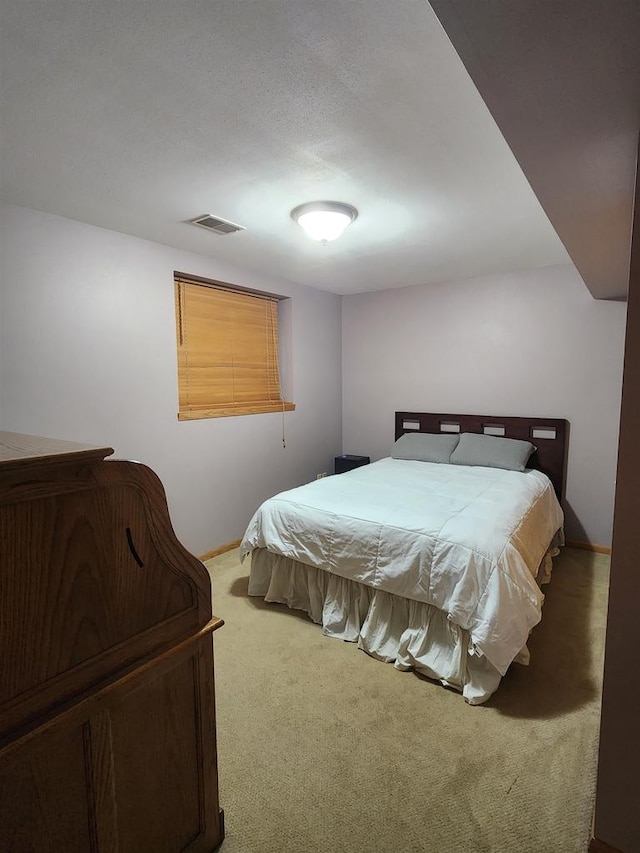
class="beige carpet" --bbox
[206,547,609,853]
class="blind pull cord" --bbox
[282,400,286,449]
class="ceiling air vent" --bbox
[189,214,246,235]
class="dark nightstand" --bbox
[334,454,370,475]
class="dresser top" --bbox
[0,431,114,471]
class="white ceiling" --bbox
[0,0,571,296]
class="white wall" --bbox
[0,203,343,556]
[1,206,625,550]
[342,264,627,547]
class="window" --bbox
[174,275,295,420]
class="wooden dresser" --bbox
[0,432,224,852]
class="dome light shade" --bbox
[291,201,358,243]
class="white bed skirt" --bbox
[247,548,529,704]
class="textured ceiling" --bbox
[0,0,569,295]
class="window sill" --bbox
[178,402,296,421]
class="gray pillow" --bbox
[449,432,536,472]
[391,432,460,464]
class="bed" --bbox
[240,412,567,704]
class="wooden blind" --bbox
[175,278,295,420]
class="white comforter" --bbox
[240,458,564,675]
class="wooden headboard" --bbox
[394,411,569,501]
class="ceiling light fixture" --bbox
[291,201,358,243]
